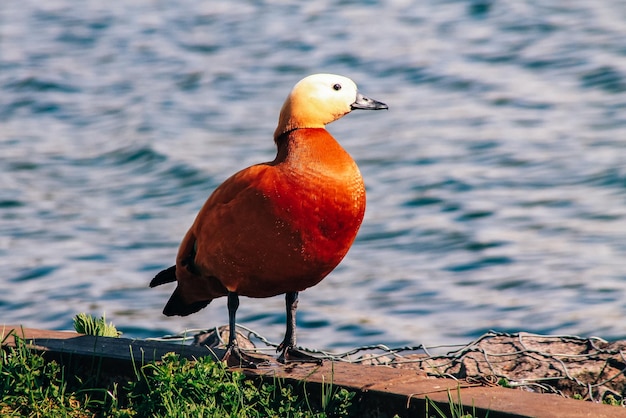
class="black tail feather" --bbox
[150,265,176,287]
[163,286,211,316]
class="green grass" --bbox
[0,331,82,417]
[73,312,121,338]
[125,352,355,417]
[0,328,355,417]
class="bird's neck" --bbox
[273,128,356,176]
[273,95,339,140]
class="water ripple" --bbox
[1,0,625,350]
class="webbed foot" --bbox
[277,346,323,364]
[223,345,269,368]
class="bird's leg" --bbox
[227,291,239,348]
[278,291,298,351]
[277,292,322,364]
[222,292,261,368]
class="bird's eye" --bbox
[333,83,342,91]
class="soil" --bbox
[365,332,626,404]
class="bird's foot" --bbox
[277,346,323,365]
[222,345,268,368]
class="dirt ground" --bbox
[363,332,626,404]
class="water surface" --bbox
[1,0,625,350]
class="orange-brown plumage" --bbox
[151,74,387,361]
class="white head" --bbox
[274,73,387,139]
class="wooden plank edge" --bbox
[1,324,225,363]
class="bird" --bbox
[150,73,387,364]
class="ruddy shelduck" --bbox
[151,73,387,363]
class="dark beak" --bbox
[351,92,388,110]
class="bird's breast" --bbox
[266,130,366,268]
[268,166,365,263]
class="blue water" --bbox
[1,1,625,351]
